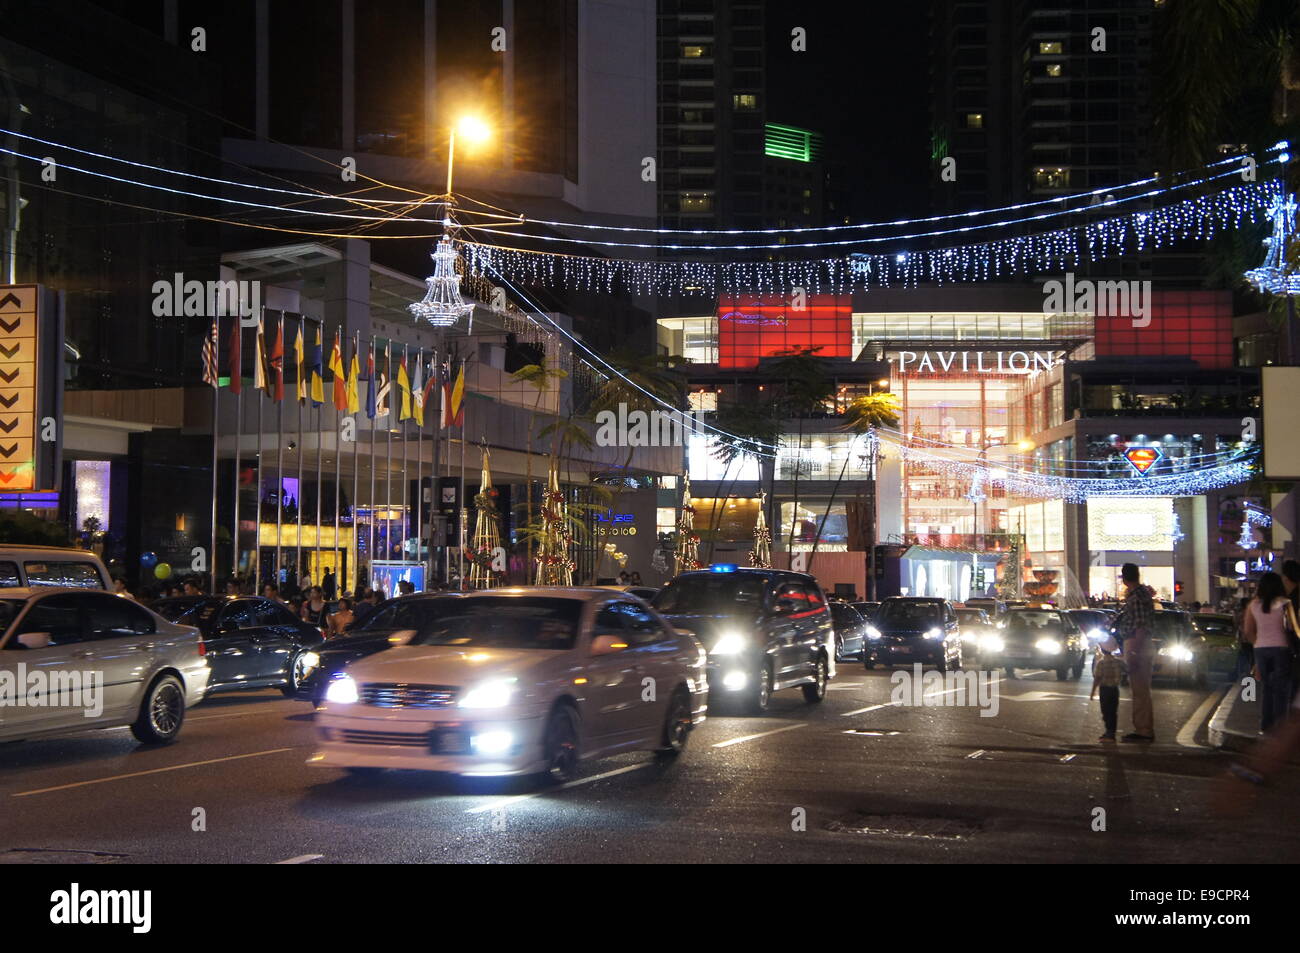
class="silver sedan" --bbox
[311,587,709,783]
[0,587,210,745]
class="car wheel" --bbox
[834,635,845,663]
[130,675,186,745]
[1004,666,1016,679]
[542,705,580,784]
[863,658,876,670]
[280,651,312,697]
[749,664,773,714]
[801,655,828,703]
[657,688,693,756]
[1056,666,1069,680]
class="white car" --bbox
[0,588,210,744]
[311,588,708,782]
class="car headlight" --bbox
[1035,638,1062,654]
[1160,645,1194,662]
[1086,629,1106,644]
[710,632,748,655]
[980,634,1004,653]
[924,627,943,640]
[324,674,358,705]
[865,625,882,641]
[300,651,320,672]
[459,677,518,709]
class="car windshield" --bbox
[406,597,582,650]
[878,600,942,624]
[151,598,221,624]
[355,597,462,632]
[1153,613,1192,638]
[653,574,765,614]
[1004,611,1063,633]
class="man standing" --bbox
[1114,562,1156,742]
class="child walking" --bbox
[1091,635,1126,742]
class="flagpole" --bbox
[385,340,394,573]
[351,331,361,596]
[334,334,342,596]
[255,319,265,597]
[429,352,442,588]
[296,316,304,595]
[459,357,467,590]
[315,321,324,589]
[208,317,219,595]
[415,348,425,587]
[275,312,285,594]
[367,336,377,592]
[232,331,243,593]
[400,343,409,572]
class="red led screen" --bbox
[1092,290,1233,369]
[716,294,852,369]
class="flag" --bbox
[421,358,438,427]
[270,318,284,401]
[411,358,425,427]
[330,330,347,411]
[294,321,306,402]
[364,341,377,419]
[228,317,242,395]
[310,325,325,406]
[255,315,274,398]
[397,351,412,421]
[347,339,360,415]
[449,361,465,427]
[202,316,219,388]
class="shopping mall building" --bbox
[657,284,1265,607]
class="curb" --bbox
[1207,682,1257,753]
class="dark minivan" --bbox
[653,566,835,714]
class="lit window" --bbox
[1032,167,1070,189]
[688,390,718,412]
[682,44,709,58]
[679,192,713,213]
[1038,41,1063,54]
[965,112,984,129]
[733,93,758,110]
[1045,63,1062,77]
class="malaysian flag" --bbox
[202,316,219,388]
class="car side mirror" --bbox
[590,633,629,656]
[16,631,51,649]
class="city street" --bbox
[1,670,1288,865]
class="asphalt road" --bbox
[0,665,1294,864]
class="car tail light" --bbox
[196,639,206,657]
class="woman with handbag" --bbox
[1243,572,1293,733]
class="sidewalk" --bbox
[1208,680,1261,752]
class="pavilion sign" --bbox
[892,350,1064,375]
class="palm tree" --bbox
[764,347,835,557]
[510,358,569,579]
[705,400,783,564]
[808,391,900,572]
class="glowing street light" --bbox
[446,114,491,196]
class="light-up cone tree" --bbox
[749,490,772,569]
[466,448,502,589]
[534,463,575,586]
[674,475,701,574]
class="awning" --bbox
[901,545,1005,564]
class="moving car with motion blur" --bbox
[1150,609,1208,687]
[296,593,464,705]
[152,595,325,697]
[983,606,1086,680]
[829,601,868,662]
[0,546,113,590]
[1189,613,1239,680]
[955,607,995,666]
[312,588,707,783]
[863,597,963,672]
[652,565,835,714]
[964,597,1006,619]
[0,588,209,744]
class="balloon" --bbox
[140,552,158,569]
[154,562,172,580]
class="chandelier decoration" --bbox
[409,228,476,329]
[749,490,772,569]
[674,476,702,575]
[1245,191,1300,295]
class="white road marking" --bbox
[1059,754,1077,763]
[840,686,966,717]
[827,683,863,691]
[276,854,324,864]
[966,749,987,759]
[464,762,652,815]
[11,747,299,797]
[712,723,807,748]
[1176,689,1223,749]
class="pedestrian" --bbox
[1242,571,1294,734]
[352,589,381,626]
[183,579,203,597]
[112,577,135,601]
[322,567,337,602]
[1232,596,1254,681]
[1091,633,1126,742]
[1280,560,1300,697]
[630,571,643,586]
[1113,562,1156,742]
[262,583,284,604]
[618,570,630,585]
[301,586,329,631]
[398,579,415,596]
[328,597,355,637]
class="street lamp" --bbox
[446,114,491,197]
